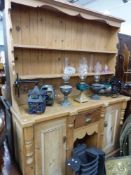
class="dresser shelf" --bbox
[19,72,114,80]
[13,44,117,54]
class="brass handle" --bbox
[85,117,91,123]
[68,124,74,128]
[104,121,108,127]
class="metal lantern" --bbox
[28,85,46,114]
[40,85,55,106]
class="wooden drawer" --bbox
[74,108,101,129]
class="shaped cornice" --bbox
[11,0,125,28]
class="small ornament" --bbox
[103,64,109,73]
[28,85,46,114]
[110,76,123,97]
[94,62,102,73]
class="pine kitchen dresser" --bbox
[3,0,130,174]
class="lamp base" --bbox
[61,99,71,107]
[91,94,100,100]
[75,91,89,103]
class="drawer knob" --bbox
[85,117,91,123]
[68,124,74,128]
[63,136,67,143]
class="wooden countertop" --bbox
[11,95,130,127]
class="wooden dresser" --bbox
[4,0,130,174]
[10,96,130,175]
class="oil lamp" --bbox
[75,57,89,103]
[60,85,72,106]
[91,62,103,100]
[60,58,75,106]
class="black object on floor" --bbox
[67,144,106,175]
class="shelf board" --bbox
[13,44,117,54]
[124,72,131,74]
[19,72,114,80]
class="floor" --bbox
[0,142,21,175]
[106,156,131,175]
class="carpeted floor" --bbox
[106,156,131,175]
[0,142,21,175]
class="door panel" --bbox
[35,119,66,175]
[103,104,121,154]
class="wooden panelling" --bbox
[14,48,115,76]
[35,119,66,175]
[11,4,118,52]
[12,117,24,173]
[11,3,118,93]
[103,103,122,154]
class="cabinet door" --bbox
[35,119,66,175]
[103,104,121,154]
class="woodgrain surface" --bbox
[4,1,129,175]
